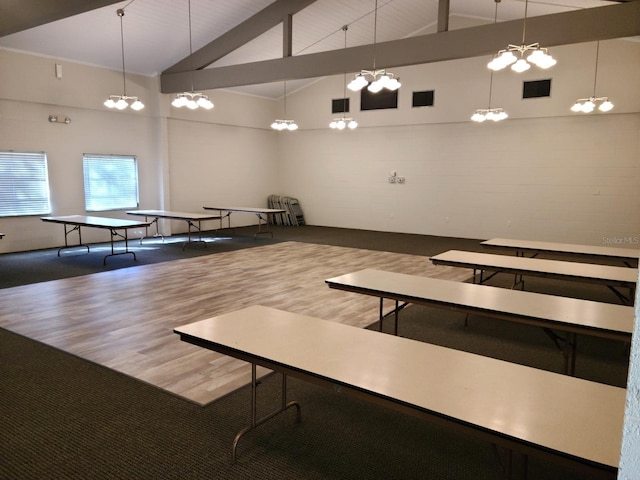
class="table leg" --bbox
[139,216,163,244]
[182,220,207,250]
[378,297,408,335]
[253,213,274,238]
[493,445,529,480]
[103,228,137,265]
[231,364,302,463]
[57,224,90,256]
[542,329,578,376]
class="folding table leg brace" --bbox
[231,364,302,463]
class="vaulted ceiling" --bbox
[1,0,638,98]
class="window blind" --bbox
[0,151,51,217]
[83,154,139,212]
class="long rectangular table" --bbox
[430,250,638,304]
[126,209,222,249]
[325,268,634,375]
[174,305,624,477]
[41,215,151,264]
[482,237,640,268]
[202,206,286,238]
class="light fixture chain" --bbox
[188,0,195,92]
[488,71,494,108]
[283,81,287,117]
[118,9,127,96]
[372,0,378,70]
[522,0,529,45]
[488,0,498,107]
[592,41,600,97]
[342,25,348,110]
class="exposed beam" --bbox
[163,0,317,74]
[438,0,450,33]
[161,1,640,94]
[283,14,293,57]
[0,0,121,37]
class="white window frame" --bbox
[83,154,139,212]
[0,150,52,217]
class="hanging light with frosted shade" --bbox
[330,25,358,130]
[347,0,400,94]
[104,8,144,111]
[487,0,556,74]
[571,42,614,114]
[472,0,508,123]
[271,81,298,131]
[171,0,214,111]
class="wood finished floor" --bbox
[0,241,469,405]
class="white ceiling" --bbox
[0,0,622,98]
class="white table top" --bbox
[127,210,221,220]
[430,250,638,286]
[325,269,634,339]
[175,305,625,469]
[41,215,150,229]
[202,206,286,214]
[482,238,640,261]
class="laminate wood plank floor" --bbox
[0,241,468,405]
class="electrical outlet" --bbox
[388,176,396,183]
[397,177,405,184]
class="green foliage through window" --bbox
[0,151,51,217]
[83,154,139,211]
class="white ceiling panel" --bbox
[0,0,629,98]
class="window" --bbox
[523,79,551,99]
[0,151,51,217]
[83,154,139,212]
[332,98,350,114]
[360,85,398,111]
[412,90,435,107]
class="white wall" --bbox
[277,114,640,244]
[2,39,638,249]
[167,119,279,217]
[277,39,640,245]
[0,48,280,250]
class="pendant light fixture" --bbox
[488,0,556,73]
[472,0,508,123]
[571,42,613,114]
[271,82,298,131]
[104,9,144,111]
[330,26,358,130]
[172,0,214,110]
[347,0,400,93]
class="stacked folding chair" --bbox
[268,194,285,225]
[268,195,305,226]
[281,196,305,226]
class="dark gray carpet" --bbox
[0,225,626,479]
